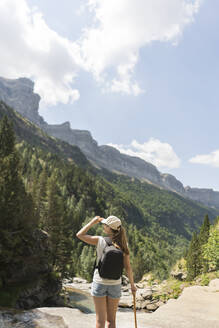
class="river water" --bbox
[67,288,95,313]
[67,288,133,314]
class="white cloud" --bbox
[108,138,181,169]
[80,0,202,95]
[0,0,82,105]
[189,150,219,167]
[0,0,202,104]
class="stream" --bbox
[67,288,95,313]
[66,288,132,314]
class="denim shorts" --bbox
[91,281,121,299]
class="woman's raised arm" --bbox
[76,216,103,245]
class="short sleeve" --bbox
[96,236,107,262]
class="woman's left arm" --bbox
[76,216,103,245]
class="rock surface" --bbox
[0,279,218,327]
[2,278,215,328]
[0,76,219,209]
[0,77,43,126]
[0,307,68,328]
[36,279,219,328]
[0,228,62,310]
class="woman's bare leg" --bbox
[93,296,107,328]
[106,297,120,328]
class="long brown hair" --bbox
[110,226,129,255]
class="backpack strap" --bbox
[103,236,113,246]
[93,237,111,270]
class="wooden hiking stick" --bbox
[133,293,138,328]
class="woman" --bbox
[76,215,137,328]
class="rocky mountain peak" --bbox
[0,77,42,125]
[161,173,185,194]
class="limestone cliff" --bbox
[185,186,219,209]
[0,76,218,209]
[44,122,99,157]
[0,77,44,126]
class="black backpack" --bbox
[95,237,124,280]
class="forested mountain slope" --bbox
[109,175,218,238]
[0,101,90,169]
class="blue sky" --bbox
[1,0,219,190]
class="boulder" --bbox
[73,277,88,284]
[146,302,159,311]
[139,288,153,300]
[121,286,129,292]
[0,228,62,310]
[0,307,68,328]
[136,283,145,289]
[141,273,153,282]
[119,295,133,308]
[141,299,151,309]
[16,274,62,309]
[209,279,219,292]
[171,271,183,280]
[122,275,130,286]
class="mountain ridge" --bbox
[0,76,218,209]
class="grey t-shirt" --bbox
[93,236,122,285]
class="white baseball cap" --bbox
[101,215,121,230]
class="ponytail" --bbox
[110,226,129,255]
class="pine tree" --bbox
[45,172,64,267]
[198,215,211,273]
[203,223,219,271]
[0,116,15,157]
[0,116,35,229]
[78,245,96,281]
[199,215,210,245]
[0,116,37,286]
[35,166,48,226]
[44,171,74,278]
[186,232,202,280]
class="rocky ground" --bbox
[1,278,218,328]
[39,281,219,328]
[63,275,166,312]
